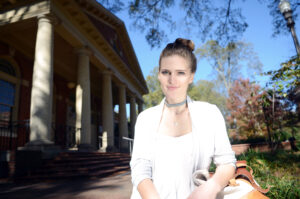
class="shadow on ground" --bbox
[0,173,132,199]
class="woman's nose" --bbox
[168,73,175,84]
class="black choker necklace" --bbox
[165,99,187,107]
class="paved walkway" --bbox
[0,172,133,199]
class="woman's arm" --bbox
[188,104,236,198]
[209,163,236,190]
[138,179,160,199]
[188,164,235,199]
[131,112,160,199]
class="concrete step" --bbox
[15,152,131,182]
[35,160,130,175]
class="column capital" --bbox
[117,82,126,89]
[37,13,60,25]
[74,47,92,56]
[137,98,144,104]
[129,93,136,99]
[102,69,113,76]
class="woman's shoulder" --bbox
[189,100,223,119]
[137,104,161,119]
[190,100,218,110]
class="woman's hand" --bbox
[138,179,161,199]
[187,179,222,199]
[188,164,235,199]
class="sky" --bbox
[113,0,300,88]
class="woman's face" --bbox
[158,55,194,103]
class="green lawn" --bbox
[237,150,300,198]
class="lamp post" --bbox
[279,0,300,56]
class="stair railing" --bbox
[98,135,134,154]
[122,136,134,155]
[0,119,29,150]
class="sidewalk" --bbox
[0,172,133,199]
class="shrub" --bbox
[237,150,300,198]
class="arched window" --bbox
[0,59,16,125]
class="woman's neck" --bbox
[164,101,188,115]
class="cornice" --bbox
[53,0,148,95]
[0,0,50,25]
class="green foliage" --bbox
[237,150,300,198]
[142,67,164,109]
[265,56,299,98]
[260,86,299,148]
[188,80,227,115]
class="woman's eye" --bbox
[178,71,185,75]
[161,71,169,75]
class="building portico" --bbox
[0,0,148,153]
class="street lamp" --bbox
[279,0,300,56]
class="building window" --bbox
[0,59,16,76]
[0,80,15,124]
[0,59,16,125]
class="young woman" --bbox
[130,38,236,199]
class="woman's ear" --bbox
[157,69,162,82]
[189,73,195,84]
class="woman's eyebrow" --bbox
[175,69,188,71]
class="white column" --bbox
[137,99,143,114]
[118,84,128,151]
[130,95,137,138]
[75,48,92,148]
[29,15,54,145]
[101,70,114,151]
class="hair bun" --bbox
[175,38,195,51]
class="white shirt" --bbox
[153,132,194,199]
[130,97,236,199]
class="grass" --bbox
[237,149,300,198]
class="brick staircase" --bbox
[15,151,131,182]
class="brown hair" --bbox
[159,38,197,73]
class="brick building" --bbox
[0,0,148,154]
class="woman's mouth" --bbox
[167,86,177,90]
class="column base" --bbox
[78,143,96,152]
[15,140,61,177]
[99,145,119,153]
[120,141,130,153]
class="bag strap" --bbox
[234,160,270,194]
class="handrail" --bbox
[122,136,133,141]
[98,135,134,154]
[122,136,133,155]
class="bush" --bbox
[237,150,300,198]
[230,136,267,144]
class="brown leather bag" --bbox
[192,160,270,199]
[228,160,270,199]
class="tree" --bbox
[226,79,266,139]
[260,87,295,150]
[188,80,227,115]
[143,67,164,108]
[265,56,300,115]
[196,40,262,96]
[98,0,299,48]
[262,56,300,150]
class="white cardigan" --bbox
[130,97,236,198]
